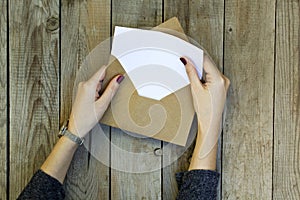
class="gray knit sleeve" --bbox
[176,170,219,200]
[17,170,65,200]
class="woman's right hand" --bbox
[181,55,230,135]
[181,55,230,164]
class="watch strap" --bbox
[59,120,84,145]
[62,129,84,145]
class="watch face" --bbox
[60,120,69,132]
[58,132,64,138]
[58,123,68,138]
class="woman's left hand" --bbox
[68,65,124,138]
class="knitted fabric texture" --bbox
[18,169,218,199]
[176,169,220,200]
[17,170,65,200]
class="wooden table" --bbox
[1,0,299,199]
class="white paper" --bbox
[111,26,203,100]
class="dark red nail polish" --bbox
[200,79,206,84]
[116,75,124,84]
[180,57,187,65]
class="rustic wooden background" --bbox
[1,0,299,199]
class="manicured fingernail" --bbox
[116,75,124,84]
[180,57,187,65]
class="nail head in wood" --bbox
[154,148,162,156]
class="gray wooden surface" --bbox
[9,0,59,199]
[223,0,275,199]
[2,0,300,199]
[273,0,300,199]
[0,1,7,199]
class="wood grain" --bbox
[111,0,163,199]
[9,0,59,198]
[273,0,300,199]
[164,0,224,67]
[61,0,111,199]
[7,1,300,198]
[163,1,224,199]
[222,0,275,199]
[111,128,162,199]
[0,0,7,199]
[112,0,162,28]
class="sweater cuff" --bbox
[176,170,220,200]
[17,169,65,200]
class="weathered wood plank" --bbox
[164,0,224,66]
[273,0,300,199]
[9,0,59,198]
[61,0,111,199]
[111,129,162,199]
[163,1,224,199]
[222,0,275,199]
[112,0,162,28]
[0,0,7,199]
[111,0,162,199]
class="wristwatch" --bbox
[58,120,84,145]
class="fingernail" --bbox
[116,75,124,84]
[180,57,187,65]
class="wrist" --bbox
[60,135,79,149]
[67,125,77,136]
[59,120,85,146]
[197,116,222,135]
[68,122,88,138]
[189,144,218,171]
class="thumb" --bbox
[203,54,222,82]
[95,75,124,111]
[87,65,107,87]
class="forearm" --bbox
[189,139,217,170]
[40,136,78,184]
[188,122,220,171]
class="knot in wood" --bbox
[46,16,59,32]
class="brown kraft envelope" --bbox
[100,17,195,146]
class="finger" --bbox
[95,79,103,99]
[203,54,222,80]
[180,57,205,91]
[95,74,124,111]
[221,74,231,91]
[87,65,107,87]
